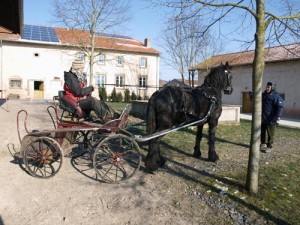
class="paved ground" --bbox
[0,99,56,156]
[240,113,300,129]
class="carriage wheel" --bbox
[93,134,141,183]
[23,137,63,178]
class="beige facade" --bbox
[0,38,160,100]
[198,60,300,118]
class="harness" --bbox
[168,86,218,119]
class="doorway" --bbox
[34,81,44,99]
[242,91,252,113]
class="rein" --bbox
[135,97,216,143]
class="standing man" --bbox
[260,82,284,153]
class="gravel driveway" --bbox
[0,100,258,225]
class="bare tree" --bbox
[160,10,222,85]
[51,0,131,85]
[151,0,300,193]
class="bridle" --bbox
[224,69,233,94]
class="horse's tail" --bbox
[146,91,159,134]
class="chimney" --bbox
[144,38,151,48]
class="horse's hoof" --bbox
[159,157,166,167]
[193,152,201,159]
[144,161,159,172]
[209,155,219,162]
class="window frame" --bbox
[95,74,106,87]
[9,78,22,89]
[115,74,124,88]
[140,57,147,68]
[139,76,147,89]
[75,52,85,62]
[98,54,105,65]
[116,56,124,66]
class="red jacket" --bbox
[63,71,94,102]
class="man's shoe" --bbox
[264,148,272,153]
[260,144,267,152]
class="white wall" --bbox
[1,41,159,100]
[198,61,300,118]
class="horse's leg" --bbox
[193,125,204,159]
[208,120,219,162]
[145,135,166,172]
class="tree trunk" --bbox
[89,34,95,86]
[246,0,266,194]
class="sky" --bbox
[23,0,179,81]
[23,0,299,81]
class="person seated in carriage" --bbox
[63,59,118,123]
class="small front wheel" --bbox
[93,134,141,183]
[22,137,63,178]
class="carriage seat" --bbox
[57,91,85,118]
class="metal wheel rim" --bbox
[23,137,63,179]
[93,134,141,183]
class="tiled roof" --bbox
[55,27,160,55]
[0,26,20,40]
[0,25,159,55]
[191,43,300,70]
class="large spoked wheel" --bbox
[93,134,141,183]
[22,137,63,178]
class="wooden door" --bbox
[242,92,252,113]
[34,81,44,99]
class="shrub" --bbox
[111,87,118,102]
[98,86,107,101]
[131,91,137,101]
[124,88,131,103]
[117,92,123,102]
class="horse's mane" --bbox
[203,65,225,88]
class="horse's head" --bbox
[222,61,233,95]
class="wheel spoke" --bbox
[23,137,63,179]
[93,134,141,183]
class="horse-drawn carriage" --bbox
[15,62,233,183]
[16,91,142,183]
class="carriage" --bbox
[15,62,232,183]
[16,91,142,183]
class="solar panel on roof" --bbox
[22,25,60,43]
[96,32,133,40]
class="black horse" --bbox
[144,62,233,171]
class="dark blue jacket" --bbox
[262,89,284,125]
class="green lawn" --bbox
[108,102,300,224]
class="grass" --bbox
[173,122,300,224]
[107,102,300,224]
[106,102,131,112]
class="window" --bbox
[98,54,105,65]
[9,78,22,89]
[117,56,124,66]
[96,74,106,87]
[116,75,124,87]
[75,52,85,61]
[140,58,147,68]
[139,76,147,88]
